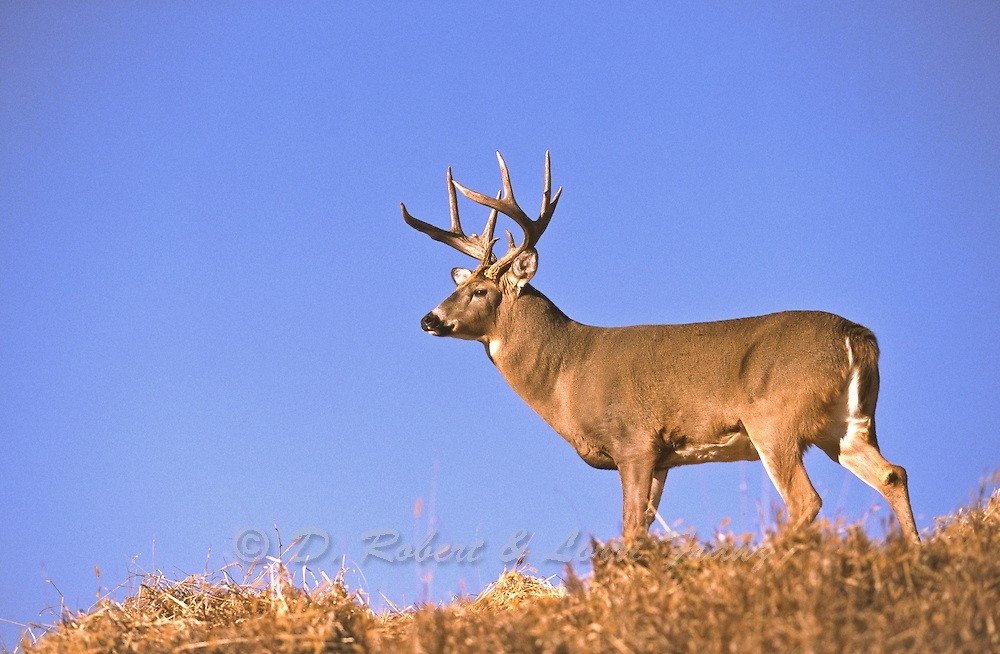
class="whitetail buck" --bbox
[401,152,919,543]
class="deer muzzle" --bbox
[420,312,453,336]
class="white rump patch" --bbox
[842,359,871,447]
[842,335,870,442]
[846,368,861,418]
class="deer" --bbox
[401,152,920,544]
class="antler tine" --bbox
[494,151,533,226]
[537,151,563,237]
[446,167,462,234]
[401,167,497,262]
[471,191,503,271]
[482,190,501,248]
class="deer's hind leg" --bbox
[820,415,919,543]
[815,364,919,543]
[744,418,822,528]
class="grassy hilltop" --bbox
[20,483,1000,653]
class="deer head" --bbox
[401,152,561,341]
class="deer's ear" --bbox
[506,250,537,292]
[451,268,473,286]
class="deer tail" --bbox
[842,321,880,416]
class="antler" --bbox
[452,151,561,279]
[400,166,499,266]
[401,152,561,279]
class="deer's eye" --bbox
[472,288,488,298]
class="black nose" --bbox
[421,312,443,332]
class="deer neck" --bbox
[484,285,579,413]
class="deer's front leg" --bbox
[646,468,668,528]
[618,458,656,541]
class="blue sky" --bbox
[2,2,998,646]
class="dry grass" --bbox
[19,563,372,653]
[20,479,1000,653]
